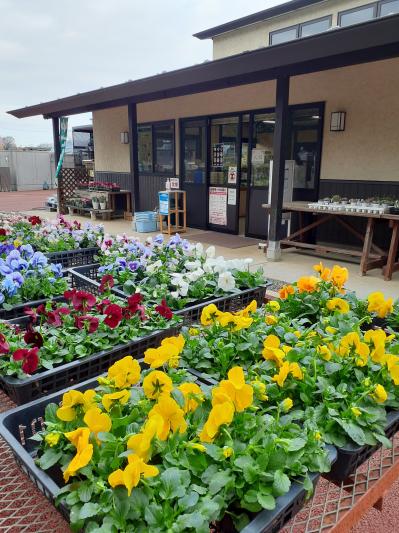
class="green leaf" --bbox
[175,511,206,530]
[303,474,314,496]
[375,434,392,449]
[78,484,93,503]
[285,437,307,451]
[273,470,291,496]
[38,448,62,470]
[257,493,276,510]
[178,491,199,510]
[159,468,190,500]
[79,502,100,520]
[208,470,233,495]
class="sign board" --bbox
[251,149,265,164]
[170,177,180,189]
[228,166,237,184]
[212,143,224,167]
[227,188,236,206]
[209,187,227,225]
[159,192,169,215]
[55,116,68,180]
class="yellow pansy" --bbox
[212,366,253,412]
[317,345,332,361]
[199,401,235,443]
[144,344,180,369]
[364,329,388,364]
[188,327,199,336]
[63,427,93,482]
[386,355,399,385]
[281,398,293,412]
[83,407,112,437]
[297,276,320,293]
[45,433,60,447]
[315,432,322,440]
[326,298,350,314]
[265,315,278,325]
[161,334,185,352]
[326,326,337,335]
[372,384,387,404]
[13,239,23,248]
[313,262,331,281]
[127,414,162,460]
[267,300,280,312]
[148,394,187,440]
[351,407,361,417]
[178,382,204,413]
[102,389,130,412]
[272,361,303,387]
[235,300,257,317]
[251,379,268,401]
[217,312,236,328]
[338,332,370,366]
[223,447,234,458]
[187,442,206,452]
[262,334,286,367]
[56,389,96,422]
[233,315,253,331]
[367,292,393,318]
[200,304,220,326]
[108,455,159,496]
[330,265,349,291]
[107,356,141,389]
[142,370,173,400]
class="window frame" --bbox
[299,15,333,38]
[378,0,399,16]
[137,119,175,176]
[337,2,378,27]
[269,24,299,46]
[269,14,332,46]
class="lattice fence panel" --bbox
[58,168,88,214]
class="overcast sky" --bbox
[0,0,283,146]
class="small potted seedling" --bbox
[92,196,99,210]
[99,195,107,210]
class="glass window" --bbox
[137,126,153,173]
[250,114,275,187]
[270,26,298,45]
[339,4,376,27]
[182,120,206,184]
[380,0,399,16]
[300,16,331,37]
[210,117,239,186]
[154,123,174,173]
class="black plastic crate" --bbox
[326,409,399,483]
[0,295,65,321]
[0,326,179,405]
[70,263,268,324]
[45,246,99,269]
[0,376,336,533]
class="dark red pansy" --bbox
[28,215,42,226]
[0,228,7,236]
[0,333,9,354]
[57,307,71,315]
[72,290,96,311]
[24,307,37,322]
[97,298,111,314]
[155,299,173,320]
[74,315,99,334]
[103,304,123,329]
[47,310,62,327]
[99,274,114,293]
[64,289,76,301]
[13,347,39,374]
[127,293,143,310]
[24,330,44,348]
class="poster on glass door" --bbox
[209,187,227,225]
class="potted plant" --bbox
[92,196,99,210]
[99,195,107,210]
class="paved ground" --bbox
[0,189,56,212]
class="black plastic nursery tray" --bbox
[0,295,65,321]
[0,326,179,405]
[45,246,99,269]
[326,409,399,483]
[0,375,336,533]
[69,263,268,324]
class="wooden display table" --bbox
[158,190,186,235]
[261,202,396,277]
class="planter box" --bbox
[326,410,399,483]
[0,326,179,405]
[69,263,268,324]
[45,246,99,269]
[0,295,65,321]
[0,376,336,533]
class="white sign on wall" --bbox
[170,177,180,189]
[228,166,237,184]
[209,187,227,225]
[228,188,236,206]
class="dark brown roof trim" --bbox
[193,0,325,40]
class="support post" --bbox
[52,117,61,211]
[128,103,140,213]
[267,76,290,261]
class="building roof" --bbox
[8,14,399,119]
[193,0,325,40]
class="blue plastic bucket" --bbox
[134,211,158,232]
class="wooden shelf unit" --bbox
[158,190,187,235]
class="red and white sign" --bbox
[209,187,227,225]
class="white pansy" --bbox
[185,260,201,271]
[218,271,236,292]
[146,260,162,273]
[171,291,179,299]
[195,242,204,256]
[206,246,216,258]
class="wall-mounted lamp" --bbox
[120,131,129,144]
[330,111,346,132]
